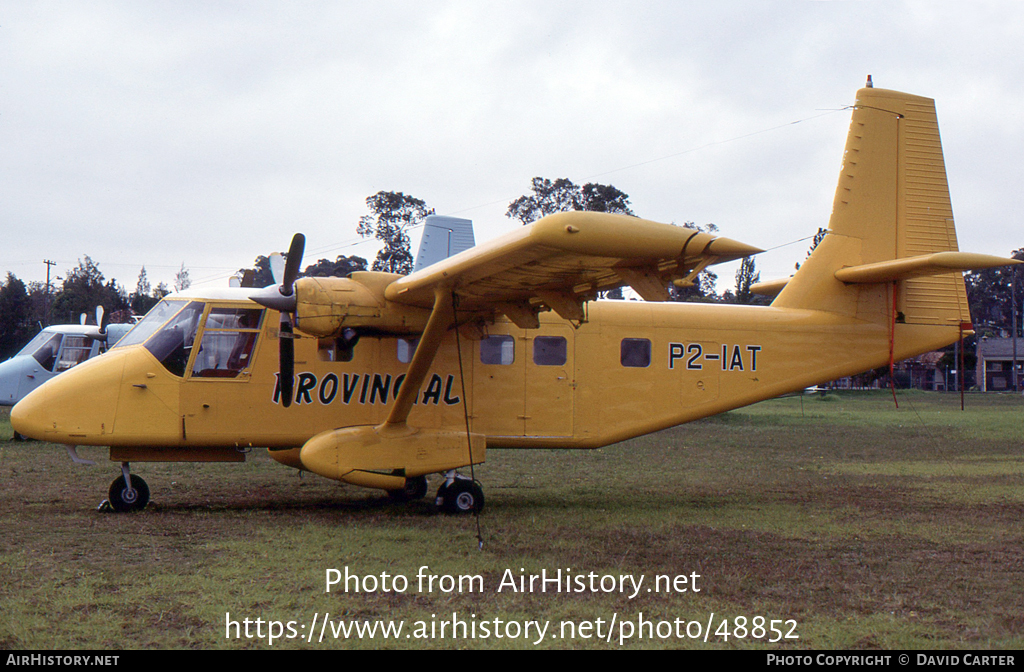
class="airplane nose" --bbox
[11,353,123,443]
[10,388,49,439]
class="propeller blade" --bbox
[250,233,305,410]
[282,233,305,294]
[279,316,295,408]
[269,253,285,286]
[96,306,105,334]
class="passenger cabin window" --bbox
[191,307,264,378]
[397,338,419,364]
[56,336,93,372]
[480,335,515,365]
[533,336,567,366]
[144,301,204,377]
[620,338,651,368]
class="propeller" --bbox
[82,306,108,342]
[269,252,285,285]
[250,234,305,407]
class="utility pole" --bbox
[43,260,56,326]
[1012,251,1024,392]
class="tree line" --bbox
[2,181,1019,363]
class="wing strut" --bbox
[379,286,454,435]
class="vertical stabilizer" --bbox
[413,216,476,272]
[774,87,971,327]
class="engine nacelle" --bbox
[294,271,431,338]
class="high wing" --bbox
[254,211,762,441]
[384,211,763,328]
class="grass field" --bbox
[1,390,1022,650]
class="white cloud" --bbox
[2,1,1022,292]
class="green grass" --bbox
[1,391,1022,649]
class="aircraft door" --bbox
[471,331,526,436]
[180,306,265,444]
[524,326,574,437]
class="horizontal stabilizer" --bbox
[750,276,791,297]
[834,252,1020,284]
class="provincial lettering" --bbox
[370,374,392,404]
[319,373,338,404]
[296,373,317,405]
[422,374,443,405]
[342,374,360,404]
[443,375,461,404]
[271,372,462,408]
[359,374,370,404]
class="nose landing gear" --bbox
[103,463,150,512]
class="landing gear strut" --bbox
[106,463,150,512]
[435,473,484,515]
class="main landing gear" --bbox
[103,462,150,512]
[387,472,484,515]
[435,472,484,515]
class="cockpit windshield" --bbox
[143,302,204,377]
[16,330,63,370]
[114,300,189,350]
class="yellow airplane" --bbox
[11,85,1020,513]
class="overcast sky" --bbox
[2,1,1022,296]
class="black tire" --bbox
[387,475,428,502]
[108,474,150,512]
[438,479,484,515]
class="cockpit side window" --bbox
[190,307,264,378]
[56,336,94,372]
[145,302,204,377]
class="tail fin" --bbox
[413,216,476,272]
[774,87,983,327]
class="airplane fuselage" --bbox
[11,289,959,458]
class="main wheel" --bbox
[108,474,150,512]
[387,475,428,502]
[438,479,484,515]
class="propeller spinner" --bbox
[250,233,305,407]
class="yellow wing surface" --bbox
[384,211,762,327]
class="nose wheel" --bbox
[106,463,150,512]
